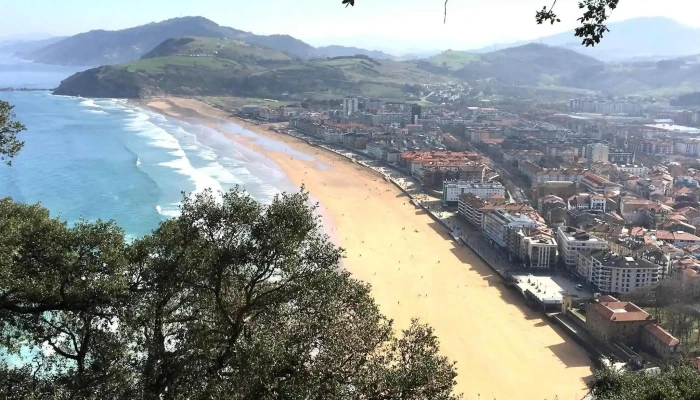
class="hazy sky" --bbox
[3,0,699,52]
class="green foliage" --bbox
[0,101,26,166]
[589,363,700,400]
[0,188,461,399]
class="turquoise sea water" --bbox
[0,55,304,239]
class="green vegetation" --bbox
[202,96,296,110]
[589,363,700,400]
[55,37,443,99]
[0,101,25,166]
[142,37,295,64]
[0,189,461,399]
[427,50,483,70]
[122,55,240,71]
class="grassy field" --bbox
[122,55,238,72]
[149,37,294,62]
[201,96,296,111]
[427,50,482,70]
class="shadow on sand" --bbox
[423,219,593,375]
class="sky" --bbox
[3,0,700,53]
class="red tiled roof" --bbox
[590,299,652,322]
[644,323,680,346]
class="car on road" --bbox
[575,284,584,290]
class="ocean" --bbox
[0,54,302,241]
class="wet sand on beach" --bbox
[143,97,593,400]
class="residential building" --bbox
[654,230,700,248]
[577,250,661,294]
[580,171,621,194]
[567,193,606,212]
[482,210,540,249]
[521,232,558,269]
[442,181,505,205]
[457,194,487,227]
[586,143,609,167]
[557,226,608,268]
[540,195,568,227]
[608,150,635,165]
[342,96,359,116]
[470,130,489,143]
[614,164,648,178]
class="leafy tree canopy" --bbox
[589,363,700,400]
[0,100,26,166]
[0,188,460,399]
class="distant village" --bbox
[237,93,700,372]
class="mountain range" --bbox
[12,16,395,67]
[472,17,700,62]
[10,16,700,68]
[53,37,610,99]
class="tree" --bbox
[0,188,460,399]
[0,100,26,166]
[343,0,620,46]
[588,363,700,400]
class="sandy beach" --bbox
[143,97,593,399]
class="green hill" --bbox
[421,44,603,85]
[53,37,439,98]
[55,39,700,99]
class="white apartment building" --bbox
[577,250,661,294]
[557,226,608,268]
[443,181,506,205]
[567,193,606,212]
[586,143,609,165]
[522,234,558,269]
[614,164,648,177]
[483,210,540,248]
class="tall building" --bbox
[342,96,359,116]
[586,143,609,166]
[409,104,422,124]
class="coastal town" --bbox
[232,92,700,374]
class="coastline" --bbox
[141,97,593,400]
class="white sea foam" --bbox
[85,109,107,115]
[80,99,101,108]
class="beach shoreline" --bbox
[141,97,593,400]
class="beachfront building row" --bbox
[415,163,487,189]
[398,151,489,189]
[456,195,559,268]
[442,181,505,205]
[457,194,534,227]
[482,210,541,248]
